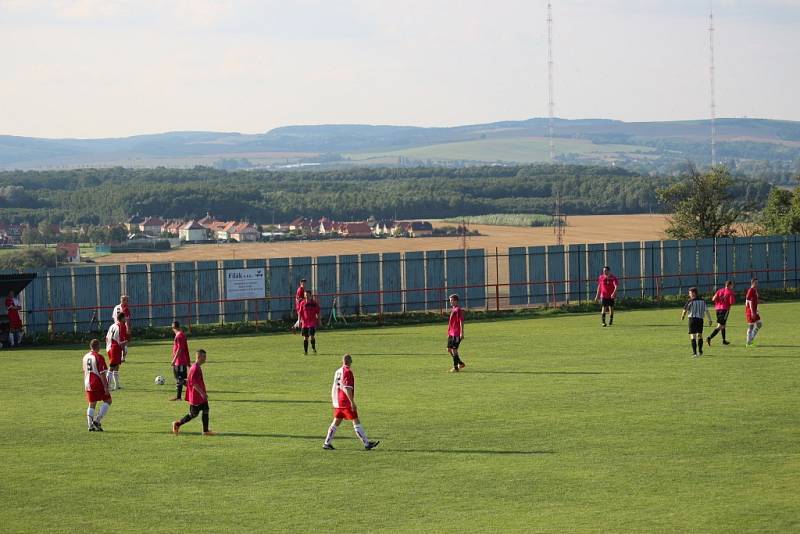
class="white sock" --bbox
[324,424,338,445]
[353,423,368,445]
[113,371,121,387]
[106,371,115,389]
[87,407,95,428]
[752,323,761,341]
[8,333,14,347]
[747,325,755,343]
[15,332,22,345]
[96,402,110,422]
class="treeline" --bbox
[0,164,773,226]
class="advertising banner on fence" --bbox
[225,268,265,300]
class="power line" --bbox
[547,1,555,161]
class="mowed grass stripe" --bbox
[1,303,799,532]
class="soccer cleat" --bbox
[722,340,731,345]
[322,443,335,450]
[449,367,459,373]
[706,337,712,347]
[172,421,181,434]
[93,421,104,432]
[365,441,380,450]
[203,431,218,436]
[601,323,607,327]
[457,362,466,370]
[169,397,181,401]
[691,353,698,358]
[312,349,317,354]
[89,426,97,432]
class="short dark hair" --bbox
[117,312,126,321]
[172,320,180,329]
[449,294,459,301]
[689,286,698,295]
[196,349,207,357]
[300,278,306,283]
[725,280,733,286]
[90,339,100,350]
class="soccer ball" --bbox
[154,375,166,385]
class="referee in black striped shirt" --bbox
[681,287,713,358]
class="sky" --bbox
[1,0,798,138]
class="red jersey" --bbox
[186,362,207,405]
[83,350,108,392]
[745,287,759,313]
[295,286,305,310]
[299,299,320,328]
[331,365,354,409]
[6,296,22,329]
[597,274,618,299]
[117,320,129,343]
[448,306,464,337]
[106,323,125,351]
[172,331,190,366]
[713,287,735,311]
[112,303,131,323]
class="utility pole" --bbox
[709,2,717,166]
[547,0,555,161]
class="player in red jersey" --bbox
[5,289,23,347]
[105,313,128,390]
[595,266,619,327]
[170,320,190,401]
[707,280,735,346]
[83,339,112,431]
[293,278,306,330]
[112,295,132,361]
[745,278,763,346]
[299,290,321,355]
[172,349,216,435]
[323,354,379,450]
[447,294,466,372]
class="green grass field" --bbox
[2,303,799,533]
[347,136,653,164]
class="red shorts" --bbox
[333,407,359,420]
[8,314,22,330]
[746,311,761,324]
[108,346,122,366]
[86,389,111,403]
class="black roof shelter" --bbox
[0,273,37,299]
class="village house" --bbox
[139,216,166,236]
[125,214,144,233]
[0,222,23,245]
[56,243,81,263]
[372,219,395,236]
[161,220,184,236]
[409,221,433,237]
[179,221,208,241]
[230,222,260,242]
[338,222,373,238]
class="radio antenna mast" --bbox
[709,2,717,166]
[547,1,555,161]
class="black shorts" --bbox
[688,317,704,334]
[447,335,462,349]
[715,310,729,326]
[173,365,188,381]
[301,326,316,337]
[601,298,615,308]
[189,402,209,417]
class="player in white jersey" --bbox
[111,295,131,361]
[105,315,127,389]
[322,353,379,450]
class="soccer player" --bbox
[293,278,306,330]
[105,313,128,390]
[5,290,23,347]
[745,278,763,346]
[112,295,131,361]
[322,353,379,450]
[170,320,190,401]
[595,266,619,327]
[681,287,712,358]
[82,339,112,431]
[707,280,735,346]
[446,293,466,372]
[172,349,216,435]
[299,290,321,355]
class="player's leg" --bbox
[174,403,201,433]
[601,304,607,327]
[87,401,97,430]
[608,304,614,325]
[107,365,116,390]
[751,320,763,342]
[323,417,343,449]
[94,398,111,430]
[303,335,309,354]
[746,322,755,345]
[201,403,215,435]
[351,417,379,449]
[310,329,316,353]
[696,332,703,355]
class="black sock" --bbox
[179,413,193,425]
[311,339,316,350]
[721,329,727,341]
[609,313,614,325]
[201,411,209,432]
[709,328,719,340]
[452,354,459,369]
[601,313,606,325]
[303,339,308,353]
[176,383,183,398]
[691,339,697,354]
[698,338,703,354]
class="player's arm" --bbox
[193,381,207,401]
[680,303,688,320]
[343,386,357,411]
[611,279,618,299]
[594,284,600,301]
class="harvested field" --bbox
[97,214,669,265]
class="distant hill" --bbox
[2,118,799,182]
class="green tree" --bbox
[759,178,800,234]
[657,165,742,239]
